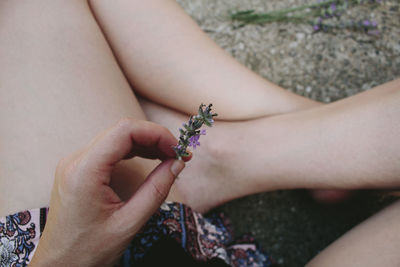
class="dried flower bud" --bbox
[173,104,218,160]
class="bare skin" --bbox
[88,0,321,120]
[141,79,400,213]
[0,0,159,216]
[306,199,400,267]
[87,0,348,205]
[0,0,399,266]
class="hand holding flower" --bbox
[29,119,189,267]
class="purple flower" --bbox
[371,21,377,27]
[330,3,336,12]
[174,103,217,159]
[363,20,371,26]
[188,135,201,149]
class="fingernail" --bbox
[170,160,185,177]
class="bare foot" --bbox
[140,99,237,213]
[141,99,357,213]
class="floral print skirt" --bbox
[0,202,274,267]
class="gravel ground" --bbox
[176,1,400,266]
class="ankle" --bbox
[202,122,232,172]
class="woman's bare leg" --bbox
[88,0,321,121]
[88,1,400,260]
[141,79,400,213]
[0,0,161,216]
[306,200,400,266]
[88,0,355,203]
[88,0,362,205]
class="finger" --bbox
[83,119,178,176]
[182,151,192,162]
[116,159,185,229]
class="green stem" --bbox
[232,0,336,20]
[231,0,369,25]
[261,0,337,17]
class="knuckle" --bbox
[160,125,172,135]
[116,117,136,128]
[149,181,169,203]
[55,156,70,177]
[55,156,82,192]
[149,122,174,139]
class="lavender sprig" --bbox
[231,0,382,34]
[173,104,218,160]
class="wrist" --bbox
[30,238,114,267]
[29,244,64,267]
[29,238,79,267]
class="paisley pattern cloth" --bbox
[0,208,45,267]
[0,202,273,267]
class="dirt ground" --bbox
[176,1,400,266]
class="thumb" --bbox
[116,159,185,228]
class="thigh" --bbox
[89,0,321,121]
[306,200,400,267]
[0,0,152,216]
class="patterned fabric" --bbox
[0,208,46,267]
[0,203,273,267]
